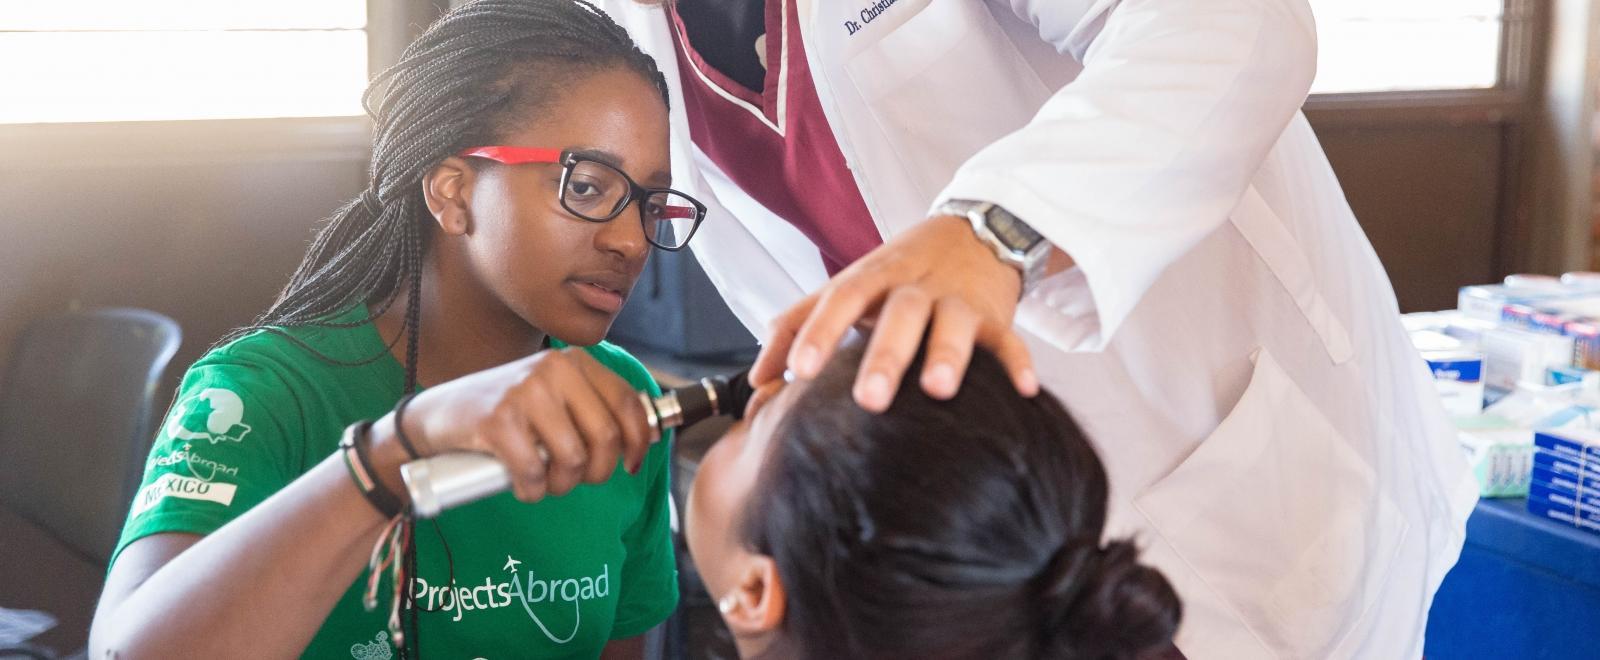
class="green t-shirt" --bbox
[114,307,679,659]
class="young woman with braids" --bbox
[90,1,698,656]
[685,341,1183,660]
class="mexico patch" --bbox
[132,473,238,517]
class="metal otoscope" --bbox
[400,368,753,518]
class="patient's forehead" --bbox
[740,378,810,462]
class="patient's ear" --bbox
[720,556,787,635]
[422,156,475,235]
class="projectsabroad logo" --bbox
[148,443,240,482]
[409,555,612,644]
[165,388,253,445]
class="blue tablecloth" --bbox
[1425,498,1600,659]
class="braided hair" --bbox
[232,0,668,394]
[221,2,667,656]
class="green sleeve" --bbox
[111,353,303,566]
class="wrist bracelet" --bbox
[340,420,404,518]
[392,393,422,460]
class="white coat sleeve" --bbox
[938,0,1317,349]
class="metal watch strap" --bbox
[937,199,1049,296]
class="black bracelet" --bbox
[392,393,422,460]
[342,420,404,518]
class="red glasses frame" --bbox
[457,146,706,249]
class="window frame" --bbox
[1300,0,1593,298]
[0,1,447,166]
[1305,0,1533,125]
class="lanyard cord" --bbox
[396,518,457,658]
[384,319,540,657]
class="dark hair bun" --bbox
[1036,540,1181,659]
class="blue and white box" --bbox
[1423,351,1485,416]
[1531,465,1600,494]
[1526,497,1600,533]
[1534,430,1600,462]
[1533,449,1600,483]
[1529,429,1600,534]
[1529,481,1600,512]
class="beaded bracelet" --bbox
[340,420,404,518]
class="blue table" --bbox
[1425,498,1600,659]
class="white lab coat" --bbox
[599,0,1480,657]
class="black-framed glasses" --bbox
[458,146,708,251]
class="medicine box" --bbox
[1423,351,1485,417]
[1460,430,1533,497]
[1528,481,1600,512]
[1481,328,1575,392]
[1458,285,1571,322]
[1533,449,1600,482]
[1533,430,1600,462]
[1530,465,1600,494]
[1526,497,1600,533]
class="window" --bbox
[1,1,368,124]
[1310,0,1507,94]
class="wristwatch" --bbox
[935,199,1050,297]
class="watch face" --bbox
[988,207,1044,252]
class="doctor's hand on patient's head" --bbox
[750,214,1040,412]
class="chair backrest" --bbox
[0,308,180,565]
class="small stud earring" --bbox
[718,594,737,615]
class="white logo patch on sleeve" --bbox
[165,388,253,445]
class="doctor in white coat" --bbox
[597,0,1479,657]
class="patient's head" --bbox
[686,342,1181,659]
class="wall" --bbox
[0,119,369,406]
[1308,113,1511,312]
[1525,0,1600,276]
[1303,0,1600,312]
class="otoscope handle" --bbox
[402,452,508,518]
[399,369,752,518]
